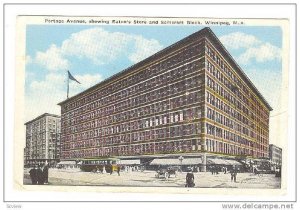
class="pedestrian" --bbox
[254,167,258,175]
[43,163,49,184]
[224,167,227,174]
[109,164,113,175]
[185,168,195,187]
[117,165,120,176]
[37,165,44,185]
[29,165,38,185]
[230,166,237,182]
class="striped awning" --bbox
[119,159,140,165]
[150,158,202,165]
[57,161,77,165]
[207,158,229,165]
[224,159,242,166]
[207,158,242,165]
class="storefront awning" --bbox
[207,158,229,165]
[57,161,77,165]
[119,159,140,165]
[207,158,242,165]
[224,159,242,166]
[150,158,202,165]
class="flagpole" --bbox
[67,71,69,98]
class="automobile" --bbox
[155,166,178,179]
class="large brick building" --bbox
[24,113,61,167]
[269,144,282,166]
[58,27,272,171]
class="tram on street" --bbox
[80,158,120,173]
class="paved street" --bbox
[24,168,281,188]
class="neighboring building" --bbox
[24,113,61,167]
[269,144,282,166]
[58,27,272,171]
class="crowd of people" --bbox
[28,163,49,185]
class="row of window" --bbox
[63,104,204,135]
[64,41,205,112]
[205,44,270,119]
[63,74,204,128]
[63,59,203,123]
[206,62,269,126]
[206,107,258,138]
[206,91,269,136]
[206,139,266,157]
[61,139,200,159]
[62,122,202,149]
[205,46,269,121]
[205,122,268,154]
[26,119,46,131]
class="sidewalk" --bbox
[24,169,281,188]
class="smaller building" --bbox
[269,144,282,166]
[24,113,61,167]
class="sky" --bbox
[25,24,283,145]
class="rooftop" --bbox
[58,27,272,111]
[24,113,60,125]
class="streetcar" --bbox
[80,158,120,173]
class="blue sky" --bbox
[25,25,283,125]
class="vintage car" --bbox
[155,166,178,179]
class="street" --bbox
[24,168,281,188]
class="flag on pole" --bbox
[68,71,80,84]
[67,70,80,98]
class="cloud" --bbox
[61,28,132,65]
[69,73,103,92]
[31,27,163,71]
[220,32,262,49]
[129,35,162,63]
[30,73,65,91]
[26,73,66,121]
[61,27,163,65]
[220,32,281,65]
[26,27,162,121]
[34,44,70,71]
[245,68,282,110]
[238,42,282,64]
[25,72,103,122]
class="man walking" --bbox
[29,165,38,185]
[117,165,121,176]
[185,168,195,187]
[43,163,49,184]
[230,166,238,182]
[37,165,44,185]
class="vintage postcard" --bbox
[14,15,290,197]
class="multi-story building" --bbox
[58,27,272,171]
[269,144,282,166]
[24,113,61,167]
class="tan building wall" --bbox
[24,113,61,166]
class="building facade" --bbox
[58,27,272,171]
[269,144,282,166]
[24,113,61,166]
